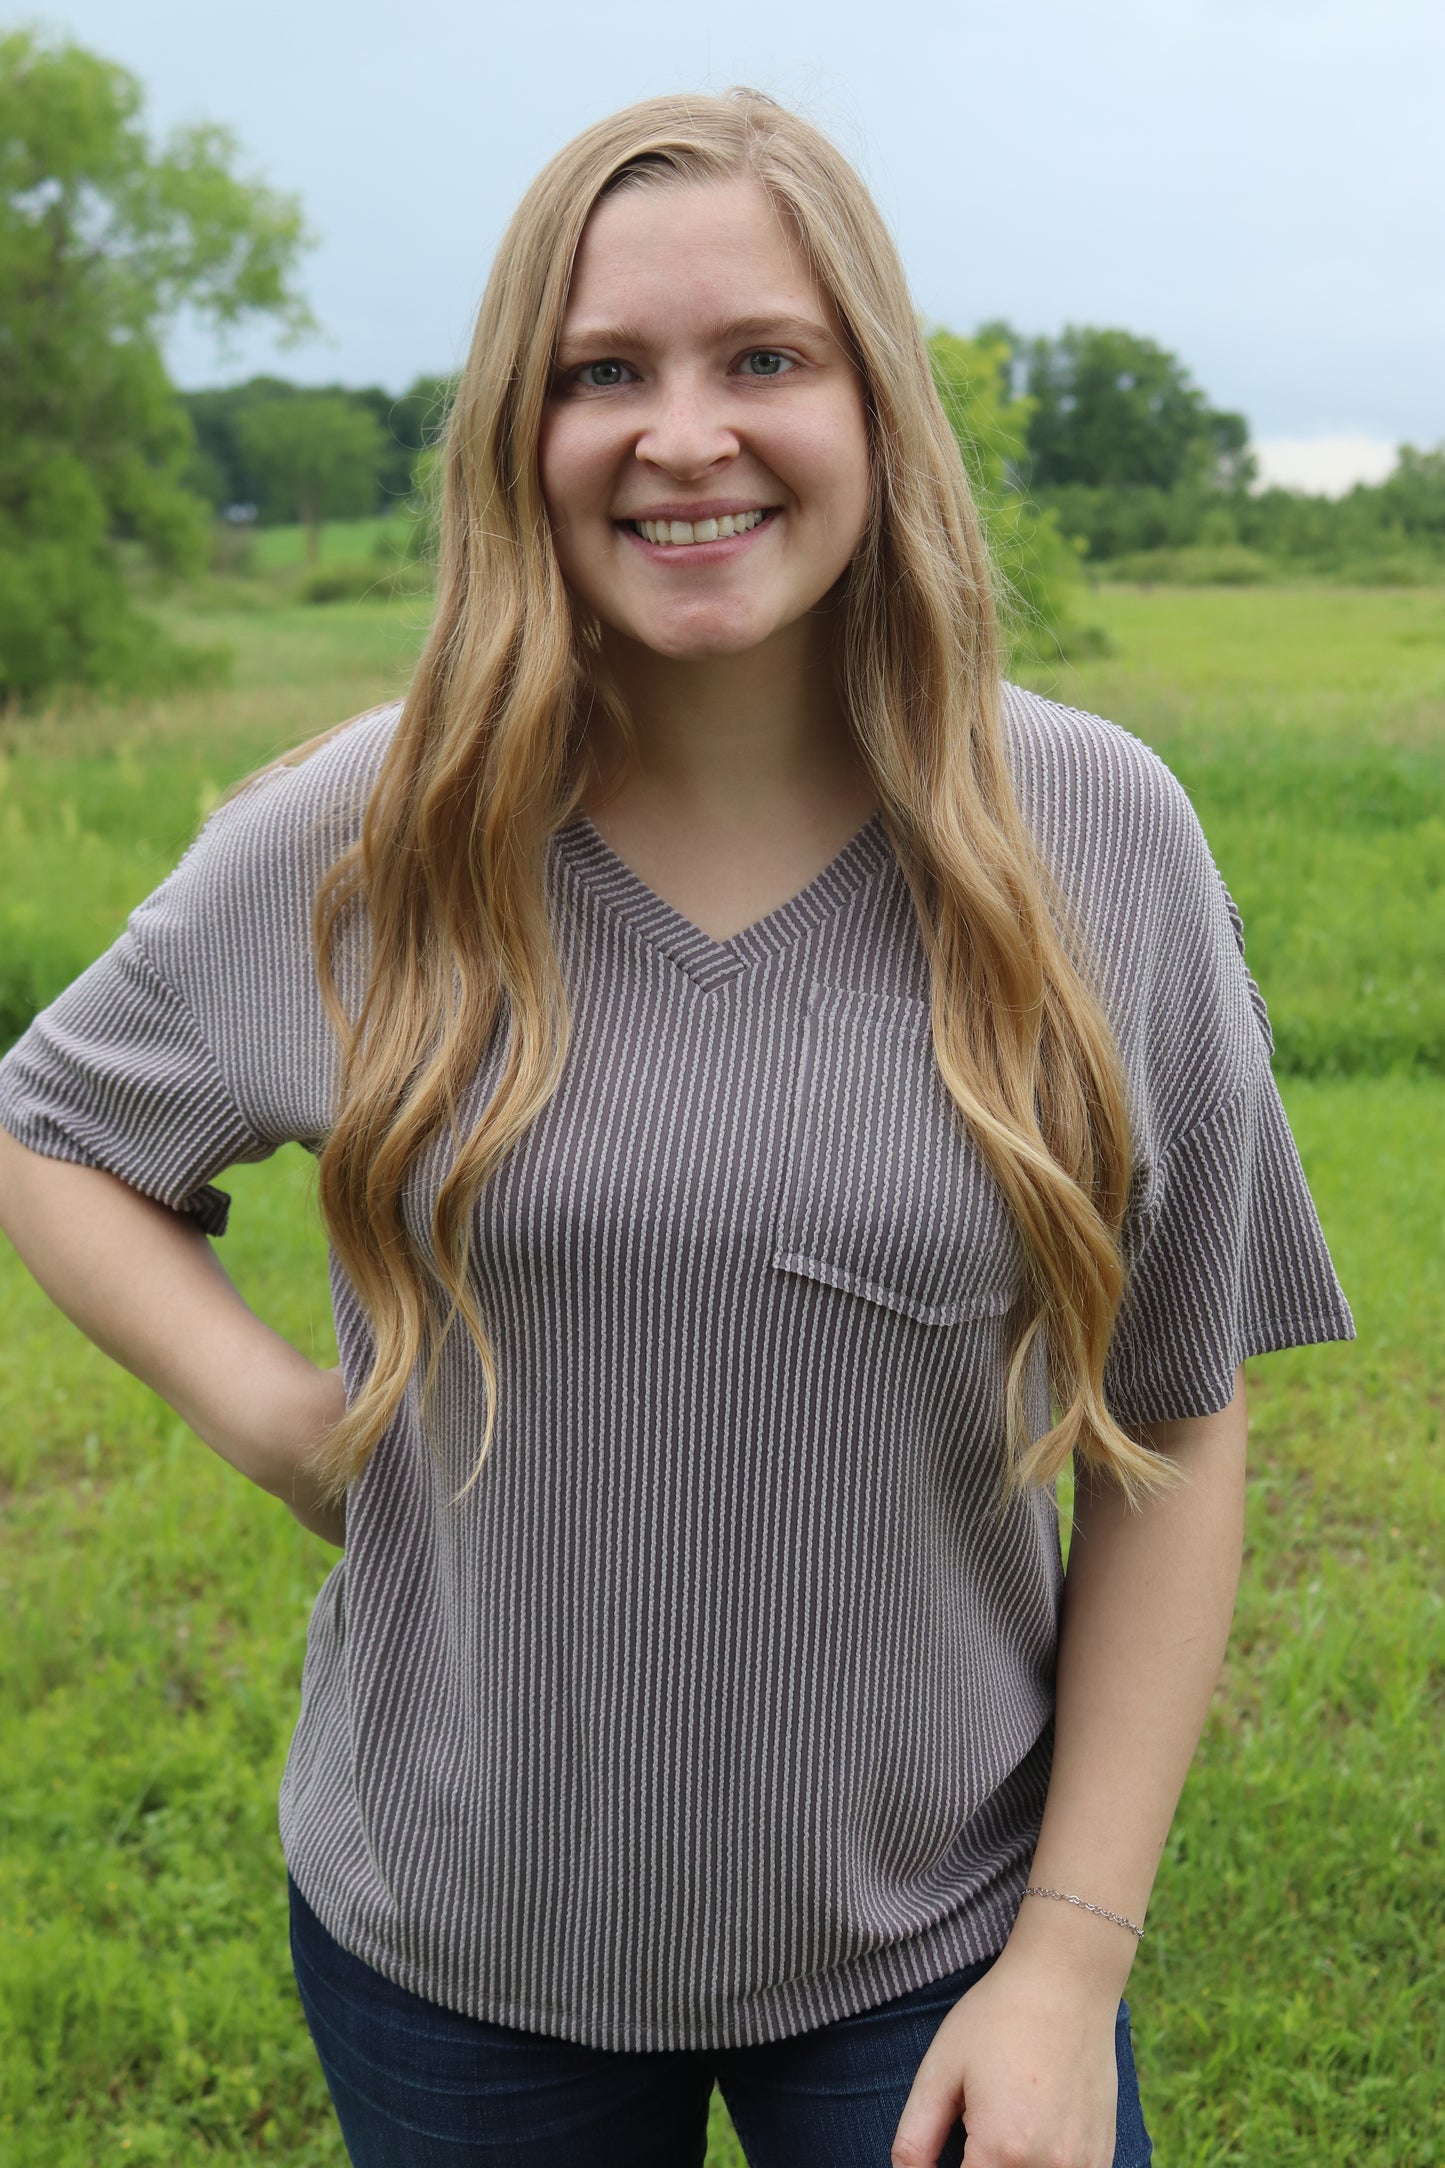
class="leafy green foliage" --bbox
[1038,452,1445,585]
[0,29,312,701]
[179,373,452,519]
[926,329,1089,662]
[1031,478,1238,563]
[1106,544,1274,586]
[960,322,1441,585]
[234,396,386,562]
[1013,325,1253,494]
[1377,443,1445,539]
[1011,359,1445,583]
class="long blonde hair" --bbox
[306,88,1167,1503]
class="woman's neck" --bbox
[588,616,871,828]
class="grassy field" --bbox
[1,581,1442,2164]
[246,516,405,572]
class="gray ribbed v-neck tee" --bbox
[0,685,1354,2050]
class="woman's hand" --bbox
[891,1381,1248,2164]
[892,1950,1119,2168]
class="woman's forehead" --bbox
[560,176,840,344]
[571,181,818,307]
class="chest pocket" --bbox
[771,985,1023,1326]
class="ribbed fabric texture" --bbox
[0,685,1354,2050]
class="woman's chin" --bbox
[614,606,797,665]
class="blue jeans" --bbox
[290,1875,1153,2166]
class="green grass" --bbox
[2,584,1443,2163]
[0,600,427,1047]
[1024,584,1445,1074]
[5,581,1442,1074]
[1132,1073,1444,2165]
[247,516,406,572]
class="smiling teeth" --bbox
[636,510,767,545]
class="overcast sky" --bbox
[37,0,1445,491]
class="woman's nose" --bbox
[635,376,739,478]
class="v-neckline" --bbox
[552,810,892,992]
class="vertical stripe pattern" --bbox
[0,686,1354,2049]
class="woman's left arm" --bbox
[893,1368,1248,2168]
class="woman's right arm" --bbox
[0,1124,346,1545]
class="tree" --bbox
[180,373,450,517]
[234,394,386,559]
[179,374,305,509]
[0,30,313,701]
[1021,327,1253,493]
[349,376,454,510]
[1378,444,1445,538]
[232,394,387,559]
[927,328,1084,661]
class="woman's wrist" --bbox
[183,1337,344,1497]
[999,1879,1141,2004]
[201,1353,348,1545]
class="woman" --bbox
[0,90,1353,2168]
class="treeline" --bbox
[1040,446,1445,582]
[178,376,452,557]
[188,334,1445,590]
[5,29,1442,707]
[968,324,1445,583]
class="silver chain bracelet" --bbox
[1023,1886,1145,1941]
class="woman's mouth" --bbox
[621,507,780,548]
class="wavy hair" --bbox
[303,88,1169,1503]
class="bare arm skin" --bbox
[893,1372,1249,2168]
[0,1125,346,1545]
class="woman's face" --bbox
[539,176,871,665]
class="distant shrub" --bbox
[293,540,433,605]
[209,522,257,577]
[1330,552,1441,587]
[297,560,394,605]
[1054,619,1116,660]
[1103,545,1275,586]
[177,576,278,616]
[0,523,230,703]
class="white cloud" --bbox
[1252,436,1400,497]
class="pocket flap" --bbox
[771,985,1022,1326]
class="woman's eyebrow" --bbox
[555,311,836,358]
[709,313,837,346]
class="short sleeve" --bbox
[0,709,394,1230]
[1000,682,1355,1430]
[0,912,275,1236]
[1103,874,1355,1427]
[0,702,410,1231]
[1105,1055,1355,1425]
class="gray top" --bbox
[0,684,1354,2050]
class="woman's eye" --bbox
[739,351,794,378]
[573,360,632,389]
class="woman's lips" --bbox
[617,507,781,560]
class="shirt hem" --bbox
[0,1103,234,1236]
[280,1849,1026,2053]
[1108,1300,1357,1427]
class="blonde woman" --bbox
[0,91,1352,2168]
